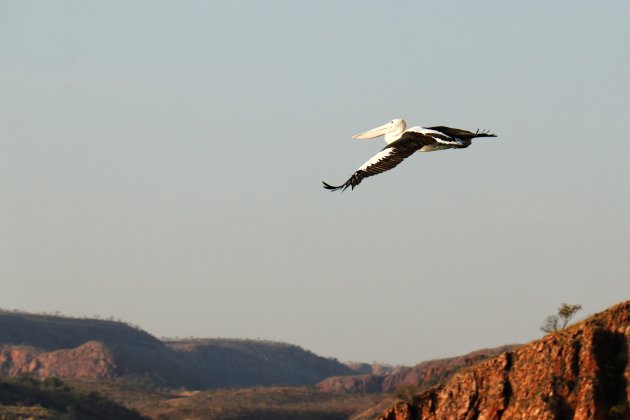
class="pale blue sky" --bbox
[2,1,629,365]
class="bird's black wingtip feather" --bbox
[475,128,498,138]
[322,181,343,192]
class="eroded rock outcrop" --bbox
[317,374,385,393]
[0,340,116,378]
[379,301,630,420]
[381,346,514,394]
[318,346,512,395]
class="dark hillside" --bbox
[167,339,354,388]
[0,376,146,420]
[0,310,161,351]
[0,310,186,384]
[0,311,354,389]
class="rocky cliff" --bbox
[379,300,629,420]
[317,346,512,394]
[0,341,116,378]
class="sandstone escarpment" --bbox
[0,340,116,378]
[380,346,514,394]
[379,301,629,420]
[318,346,512,395]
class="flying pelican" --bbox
[322,119,497,192]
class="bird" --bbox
[322,118,497,192]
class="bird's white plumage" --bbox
[358,148,393,171]
[407,126,463,145]
[354,119,407,144]
[406,126,445,135]
[419,144,451,152]
[433,137,463,145]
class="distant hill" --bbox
[0,310,354,389]
[344,362,404,376]
[0,311,161,351]
[378,300,630,419]
[166,338,354,388]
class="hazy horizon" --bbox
[2,1,629,365]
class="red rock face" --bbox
[380,346,514,394]
[379,301,630,420]
[0,340,116,378]
[317,347,512,395]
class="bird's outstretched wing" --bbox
[405,127,496,149]
[427,126,497,140]
[402,129,468,148]
[323,136,425,192]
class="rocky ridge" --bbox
[379,300,630,420]
[0,341,116,378]
[317,346,513,394]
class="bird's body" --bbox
[323,119,497,192]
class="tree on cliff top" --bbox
[540,303,582,333]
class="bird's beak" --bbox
[352,123,392,139]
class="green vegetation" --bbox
[0,376,147,419]
[540,303,582,333]
[63,377,167,413]
[558,304,582,328]
[609,404,627,420]
[147,386,382,420]
[59,379,383,420]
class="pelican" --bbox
[322,119,497,192]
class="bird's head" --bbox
[352,119,406,139]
